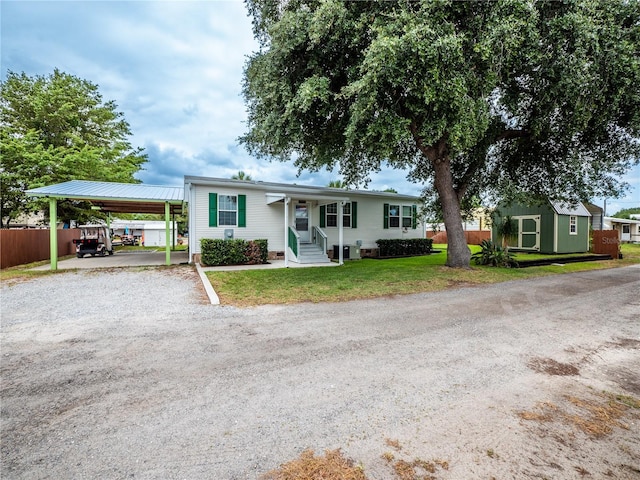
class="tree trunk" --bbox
[433,157,471,268]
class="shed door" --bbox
[520,218,539,249]
[514,215,540,250]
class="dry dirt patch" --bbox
[527,357,580,376]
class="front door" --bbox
[622,224,631,242]
[295,203,310,242]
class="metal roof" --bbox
[184,175,421,201]
[26,180,184,215]
[549,200,591,217]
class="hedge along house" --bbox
[184,176,425,266]
[492,200,591,254]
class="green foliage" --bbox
[231,171,252,181]
[0,69,147,227]
[472,240,518,268]
[241,0,640,268]
[611,207,640,219]
[327,179,347,189]
[375,238,433,257]
[492,213,518,248]
[200,238,268,266]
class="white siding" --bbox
[190,182,424,255]
[312,197,423,250]
[192,186,285,254]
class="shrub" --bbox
[471,239,518,268]
[376,238,433,257]
[200,238,269,266]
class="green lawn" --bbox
[206,243,640,306]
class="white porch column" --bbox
[284,197,290,268]
[338,201,344,265]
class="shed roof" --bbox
[549,200,591,217]
[26,180,184,215]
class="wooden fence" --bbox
[0,229,80,269]
[591,230,621,259]
[427,230,491,245]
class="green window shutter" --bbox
[351,201,357,228]
[383,203,389,229]
[209,193,218,227]
[412,204,417,229]
[238,194,246,227]
[320,205,326,228]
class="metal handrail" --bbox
[312,226,327,254]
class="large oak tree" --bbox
[1,70,147,227]
[240,0,640,267]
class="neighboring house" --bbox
[603,217,640,243]
[110,220,175,247]
[184,176,425,265]
[492,200,591,254]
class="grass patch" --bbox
[0,256,76,284]
[206,244,640,306]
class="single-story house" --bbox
[184,176,425,265]
[492,200,591,254]
[110,220,176,247]
[603,217,640,243]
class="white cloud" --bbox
[1,0,637,205]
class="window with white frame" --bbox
[218,195,238,226]
[402,205,413,228]
[389,204,400,227]
[342,202,351,227]
[325,202,352,228]
[569,215,577,235]
[326,203,338,227]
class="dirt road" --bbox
[1,265,639,479]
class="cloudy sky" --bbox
[2,0,638,214]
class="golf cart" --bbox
[73,224,114,258]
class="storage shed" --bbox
[492,200,591,254]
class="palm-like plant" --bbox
[327,179,347,189]
[231,171,252,181]
[472,240,518,268]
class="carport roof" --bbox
[26,180,184,214]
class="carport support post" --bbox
[49,197,58,270]
[165,201,171,266]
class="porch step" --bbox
[297,243,331,264]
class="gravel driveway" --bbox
[2,265,639,479]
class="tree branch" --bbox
[496,129,530,141]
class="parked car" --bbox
[73,225,114,258]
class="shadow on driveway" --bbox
[31,250,189,270]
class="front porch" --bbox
[267,192,351,266]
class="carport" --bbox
[26,180,184,270]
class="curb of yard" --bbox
[195,262,220,305]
